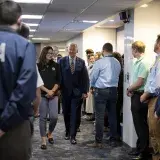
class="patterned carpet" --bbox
[31,115,131,160]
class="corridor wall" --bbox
[123,0,160,148]
[83,27,116,62]
[66,34,83,58]
[134,0,160,64]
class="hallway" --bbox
[31,115,130,160]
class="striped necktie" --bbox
[70,58,75,74]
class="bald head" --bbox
[68,43,78,58]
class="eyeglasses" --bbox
[47,52,53,55]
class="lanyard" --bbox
[104,54,114,58]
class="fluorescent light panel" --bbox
[29,35,33,37]
[82,20,98,24]
[30,29,36,32]
[140,4,148,8]
[59,49,65,52]
[109,19,114,22]
[14,0,51,4]
[32,38,50,41]
[21,15,43,19]
[25,23,39,27]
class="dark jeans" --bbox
[94,87,118,143]
[0,120,32,160]
[131,93,149,154]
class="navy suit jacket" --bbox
[59,56,89,97]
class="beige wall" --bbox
[83,27,116,62]
[66,34,83,58]
[134,0,160,64]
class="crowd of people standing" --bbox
[0,1,160,160]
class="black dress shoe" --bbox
[46,134,54,144]
[132,154,145,160]
[70,138,77,145]
[77,128,80,132]
[65,133,70,140]
[128,150,140,156]
[41,144,47,150]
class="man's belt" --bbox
[133,90,144,95]
[95,87,117,90]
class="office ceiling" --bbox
[20,0,141,42]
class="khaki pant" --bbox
[0,120,32,160]
[148,98,160,160]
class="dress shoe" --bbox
[46,133,54,144]
[77,128,80,132]
[87,142,103,149]
[65,133,70,140]
[41,144,47,150]
[131,154,146,160]
[128,150,140,156]
[70,138,77,145]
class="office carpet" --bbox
[31,115,130,160]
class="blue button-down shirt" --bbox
[90,55,121,88]
[145,55,160,93]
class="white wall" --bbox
[123,1,160,147]
[123,10,137,148]
[116,27,124,55]
[66,34,83,58]
[134,0,160,64]
[83,27,116,62]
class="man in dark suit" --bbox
[59,43,89,144]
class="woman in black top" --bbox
[37,46,60,150]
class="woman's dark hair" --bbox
[113,52,123,67]
[18,23,30,39]
[39,46,53,68]
[0,0,22,25]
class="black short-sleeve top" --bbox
[37,60,60,96]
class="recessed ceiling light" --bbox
[25,23,39,27]
[140,4,148,8]
[59,49,65,52]
[30,29,36,32]
[14,0,51,4]
[109,20,114,22]
[29,35,33,37]
[32,38,50,41]
[21,15,43,19]
[82,20,98,24]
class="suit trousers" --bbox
[62,95,82,138]
[0,120,32,160]
[148,97,160,160]
[131,93,149,154]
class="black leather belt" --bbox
[95,87,117,90]
[133,91,144,95]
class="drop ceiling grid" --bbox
[20,0,141,42]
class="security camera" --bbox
[119,11,130,23]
